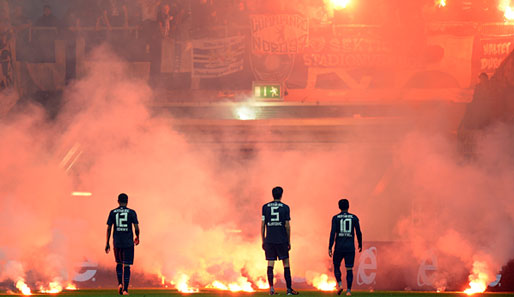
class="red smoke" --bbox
[0,46,513,293]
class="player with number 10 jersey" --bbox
[329,199,362,296]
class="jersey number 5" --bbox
[116,212,128,228]
[271,206,280,221]
[340,218,352,233]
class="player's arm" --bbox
[261,207,266,250]
[355,218,362,252]
[133,211,140,245]
[285,220,291,250]
[328,217,336,257]
[285,206,291,250]
[134,224,140,245]
[105,224,112,253]
[261,218,266,249]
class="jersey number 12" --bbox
[116,212,128,228]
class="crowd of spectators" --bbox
[2,0,255,42]
[3,0,509,49]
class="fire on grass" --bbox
[12,280,77,295]
[310,273,337,291]
[166,272,337,293]
[463,261,492,295]
[168,274,269,293]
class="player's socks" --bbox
[118,284,123,295]
[284,267,292,290]
[267,266,274,288]
[123,266,131,292]
[334,268,342,285]
[346,270,353,292]
[116,264,123,286]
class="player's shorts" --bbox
[114,247,134,265]
[264,242,289,261]
[333,250,355,268]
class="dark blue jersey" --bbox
[262,201,290,244]
[329,212,362,252]
[107,206,139,248]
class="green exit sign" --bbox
[253,82,282,99]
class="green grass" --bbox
[0,290,513,297]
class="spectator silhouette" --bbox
[101,0,128,29]
[157,4,173,38]
[459,73,493,131]
[35,5,59,27]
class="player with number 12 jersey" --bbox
[106,193,140,295]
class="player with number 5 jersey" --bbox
[329,199,362,296]
[106,193,140,295]
[261,186,299,295]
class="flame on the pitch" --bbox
[330,0,351,10]
[206,277,254,292]
[463,261,491,295]
[499,0,514,20]
[39,281,63,294]
[65,284,77,290]
[311,273,337,291]
[15,280,32,295]
[435,0,446,8]
[173,274,199,293]
[255,278,270,289]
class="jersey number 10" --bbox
[340,218,352,233]
[116,212,128,228]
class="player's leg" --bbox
[122,247,135,294]
[279,244,298,295]
[114,248,123,295]
[264,243,277,295]
[332,250,344,295]
[267,260,275,294]
[123,264,131,295]
[344,251,356,296]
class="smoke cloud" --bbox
[0,45,513,292]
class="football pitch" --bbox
[1,290,513,297]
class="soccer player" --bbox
[328,199,362,296]
[261,186,299,295]
[106,193,140,295]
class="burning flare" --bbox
[499,0,514,20]
[463,261,491,295]
[173,274,199,293]
[65,284,78,290]
[39,281,63,294]
[15,280,32,295]
[311,274,337,291]
[436,0,447,8]
[206,277,254,292]
[255,278,270,289]
[331,0,351,10]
